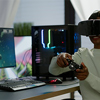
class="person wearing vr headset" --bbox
[49,11,100,100]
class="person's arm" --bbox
[49,48,84,76]
[85,71,100,93]
[77,64,100,93]
[49,53,71,76]
[73,48,100,93]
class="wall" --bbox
[75,12,93,49]
[14,0,64,25]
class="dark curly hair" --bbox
[88,10,100,19]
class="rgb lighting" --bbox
[41,29,45,48]
[47,29,51,48]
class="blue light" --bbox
[51,46,56,49]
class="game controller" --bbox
[66,59,83,71]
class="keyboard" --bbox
[0,76,46,91]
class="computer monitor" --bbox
[0,29,32,80]
[32,25,81,80]
[14,36,32,78]
[0,28,16,68]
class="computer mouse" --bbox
[49,78,62,84]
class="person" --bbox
[49,11,100,100]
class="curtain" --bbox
[70,0,100,20]
[0,0,20,27]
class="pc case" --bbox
[31,25,81,80]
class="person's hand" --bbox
[56,53,72,68]
[75,62,89,81]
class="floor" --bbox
[45,91,82,100]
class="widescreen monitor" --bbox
[0,35,32,80]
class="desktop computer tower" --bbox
[31,25,81,80]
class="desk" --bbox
[0,81,79,100]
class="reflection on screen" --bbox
[0,36,32,80]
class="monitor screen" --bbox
[14,36,32,78]
[0,36,32,80]
[0,28,16,68]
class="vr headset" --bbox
[78,20,100,36]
